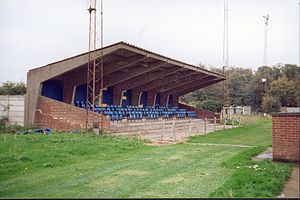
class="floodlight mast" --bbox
[85,0,104,131]
[223,0,229,68]
[263,14,269,66]
[222,0,229,109]
[86,0,97,131]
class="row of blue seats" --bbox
[74,101,197,121]
[75,101,179,112]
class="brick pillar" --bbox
[272,112,300,163]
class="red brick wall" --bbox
[35,96,110,132]
[178,103,216,119]
[272,113,300,163]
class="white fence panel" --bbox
[0,95,25,126]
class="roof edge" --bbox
[28,41,225,78]
[28,41,124,72]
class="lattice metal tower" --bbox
[86,0,104,131]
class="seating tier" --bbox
[75,101,197,121]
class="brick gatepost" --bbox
[272,112,300,163]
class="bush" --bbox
[0,118,33,134]
[0,117,6,131]
[0,123,26,134]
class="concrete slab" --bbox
[252,147,273,161]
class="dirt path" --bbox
[277,165,300,198]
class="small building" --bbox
[221,106,251,116]
[280,107,300,113]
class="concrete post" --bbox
[161,120,165,141]
[188,119,192,137]
[204,118,207,133]
[214,117,216,132]
[172,119,176,141]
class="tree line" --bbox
[180,64,300,113]
[0,81,26,95]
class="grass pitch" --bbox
[0,116,291,198]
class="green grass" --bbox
[0,116,292,198]
[189,116,272,147]
[210,147,291,197]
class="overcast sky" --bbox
[0,0,299,83]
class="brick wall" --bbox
[178,103,216,119]
[35,96,110,132]
[272,112,300,163]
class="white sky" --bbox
[0,0,299,83]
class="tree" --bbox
[283,64,300,80]
[0,81,26,95]
[262,95,281,113]
[199,100,222,112]
[269,77,297,107]
[225,67,253,106]
[294,73,300,106]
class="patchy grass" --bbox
[210,147,292,197]
[0,116,292,198]
[0,133,243,198]
[189,115,272,147]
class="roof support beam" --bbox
[159,76,217,95]
[103,61,168,88]
[102,54,147,75]
[133,69,196,92]
[114,66,182,91]
[172,77,221,96]
[145,72,205,94]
